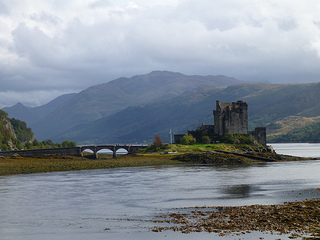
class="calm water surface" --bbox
[272,142,320,158]
[0,143,320,240]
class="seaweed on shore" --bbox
[171,152,314,164]
[150,197,320,238]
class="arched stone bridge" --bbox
[80,144,147,158]
[0,144,147,159]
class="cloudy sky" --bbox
[1,0,320,108]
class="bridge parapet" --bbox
[0,147,82,158]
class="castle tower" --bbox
[213,100,248,135]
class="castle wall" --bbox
[249,127,267,146]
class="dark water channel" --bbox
[1,143,320,240]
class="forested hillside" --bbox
[9,118,35,144]
[0,110,36,150]
[268,121,320,142]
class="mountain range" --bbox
[3,71,244,142]
[3,71,320,144]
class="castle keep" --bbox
[213,100,248,135]
[175,100,266,146]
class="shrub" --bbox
[201,136,210,144]
[25,142,33,149]
[221,134,255,145]
[180,134,196,145]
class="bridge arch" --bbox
[96,148,113,154]
[96,146,115,152]
[81,146,97,158]
[115,148,129,155]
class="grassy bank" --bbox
[140,143,253,154]
[0,154,185,176]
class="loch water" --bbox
[1,143,320,240]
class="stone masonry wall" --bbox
[0,147,82,158]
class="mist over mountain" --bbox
[3,71,245,140]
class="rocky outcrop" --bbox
[4,119,17,139]
[0,113,17,148]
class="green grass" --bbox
[139,143,262,155]
[0,154,185,176]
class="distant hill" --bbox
[266,116,320,136]
[268,120,320,143]
[53,82,320,144]
[3,71,245,140]
[3,93,76,125]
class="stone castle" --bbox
[175,100,266,145]
[214,100,248,135]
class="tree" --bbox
[153,135,162,146]
[32,139,39,146]
[10,118,34,143]
[180,134,196,145]
[25,142,33,149]
[202,136,210,144]
[62,140,77,147]
[42,139,55,147]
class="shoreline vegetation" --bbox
[1,143,320,238]
[0,143,317,176]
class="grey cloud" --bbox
[28,12,61,25]
[2,0,320,108]
[313,21,320,29]
[277,17,298,31]
[89,0,113,8]
[0,1,8,15]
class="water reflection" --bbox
[221,184,252,198]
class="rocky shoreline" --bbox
[171,151,317,164]
[150,197,320,238]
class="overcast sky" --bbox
[1,0,320,108]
